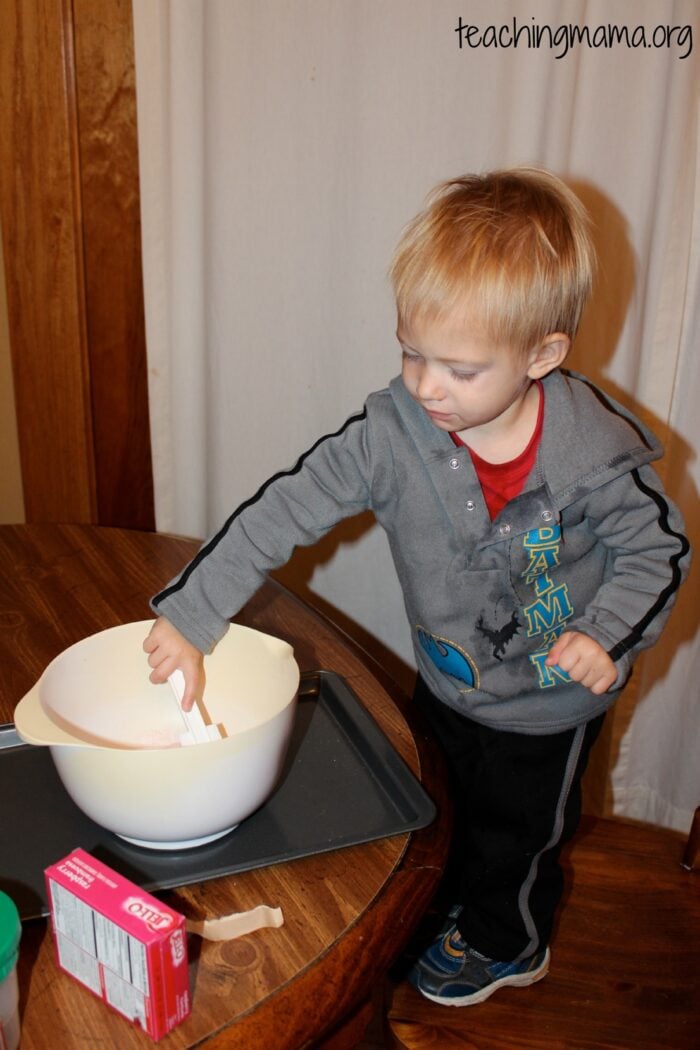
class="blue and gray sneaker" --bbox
[410,922,550,1006]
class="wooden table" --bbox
[0,524,450,1049]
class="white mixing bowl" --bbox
[14,620,299,849]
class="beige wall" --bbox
[0,228,25,522]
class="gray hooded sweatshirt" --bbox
[152,369,690,735]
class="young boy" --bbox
[144,169,690,1006]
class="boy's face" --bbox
[398,313,538,442]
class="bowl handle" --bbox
[13,682,91,747]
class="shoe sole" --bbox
[417,947,550,1007]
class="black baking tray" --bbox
[0,671,434,921]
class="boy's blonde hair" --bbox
[390,168,595,352]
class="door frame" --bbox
[0,0,154,528]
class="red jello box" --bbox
[45,848,190,1040]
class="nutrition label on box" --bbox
[51,882,149,1022]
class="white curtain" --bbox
[133,0,699,832]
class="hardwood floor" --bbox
[385,816,699,1050]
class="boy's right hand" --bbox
[143,616,205,712]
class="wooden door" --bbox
[0,0,154,528]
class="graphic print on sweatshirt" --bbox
[417,627,479,691]
[521,524,574,688]
[418,526,577,693]
[475,610,521,661]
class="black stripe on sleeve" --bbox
[152,407,368,607]
[608,468,690,661]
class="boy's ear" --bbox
[527,333,570,379]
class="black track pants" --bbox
[413,675,606,962]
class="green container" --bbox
[0,891,21,1050]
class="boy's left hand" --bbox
[545,631,617,695]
